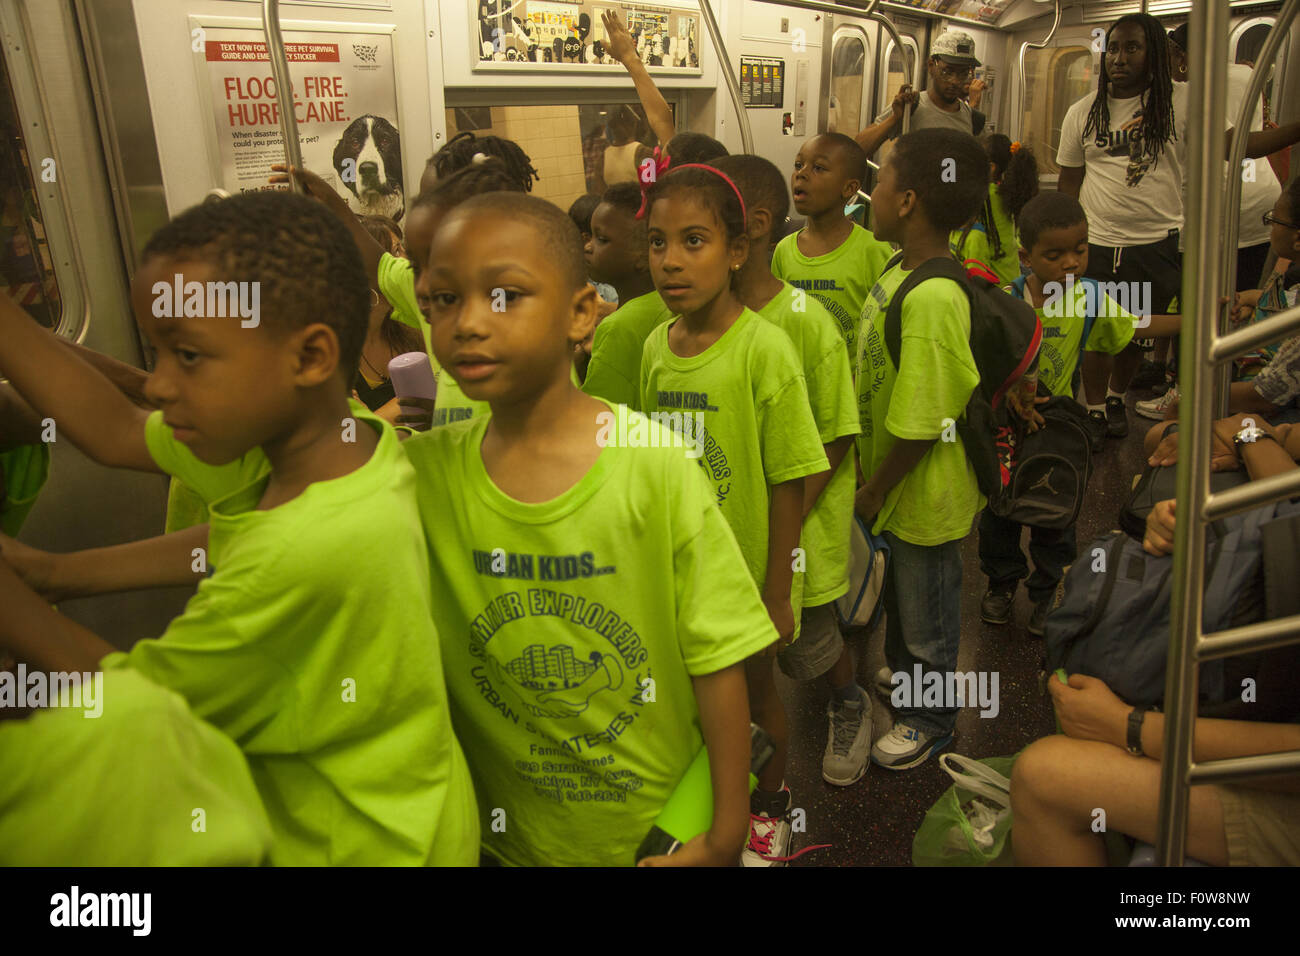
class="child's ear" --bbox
[730,232,751,272]
[291,323,342,387]
[747,206,773,246]
[841,177,862,201]
[567,282,600,347]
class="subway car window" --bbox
[884,38,916,108]
[446,101,672,210]
[1021,44,1092,176]
[827,34,867,134]
[0,46,59,331]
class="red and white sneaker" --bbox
[741,787,792,867]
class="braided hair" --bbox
[426,131,539,192]
[1082,13,1177,170]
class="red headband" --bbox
[635,157,748,228]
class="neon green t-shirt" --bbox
[856,264,983,545]
[582,290,673,410]
[1009,277,1137,397]
[0,668,273,865]
[951,184,1022,286]
[756,283,859,607]
[401,406,777,866]
[0,441,49,536]
[164,476,209,534]
[640,308,829,589]
[101,402,479,866]
[378,251,491,427]
[772,224,895,361]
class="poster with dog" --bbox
[198,26,405,221]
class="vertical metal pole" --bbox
[869,14,912,136]
[262,0,304,192]
[1156,0,1229,868]
[1216,0,1300,415]
[697,0,753,153]
[1018,0,1062,144]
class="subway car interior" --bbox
[0,0,1298,880]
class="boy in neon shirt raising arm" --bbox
[403,192,772,866]
[0,192,478,866]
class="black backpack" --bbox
[882,253,1042,497]
[987,394,1094,529]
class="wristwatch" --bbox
[1234,423,1275,448]
[1127,706,1152,756]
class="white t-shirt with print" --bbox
[1056,82,1190,246]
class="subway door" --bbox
[1,0,193,649]
[719,2,824,178]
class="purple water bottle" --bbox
[388,351,438,419]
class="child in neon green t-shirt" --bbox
[979,192,1181,635]
[773,132,894,361]
[713,154,871,800]
[639,164,828,866]
[0,668,273,865]
[581,182,673,410]
[950,134,1040,285]
[854,129,988,772]
[404,192,770,867]
[0,193,478,866]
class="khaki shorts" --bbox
[777,602,844,681]
[1216,784,1300,866]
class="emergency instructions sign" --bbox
[195,25,406,221]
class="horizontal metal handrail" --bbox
[1211,301,1300,364]
[1203,468,1300,521]
[1188,749,1300,785]
[1197,613,1300,661]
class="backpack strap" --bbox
[1010,274,1028,300]
[1077,277,1101,359]
[984,192,1003,260]
[883,256,972,370]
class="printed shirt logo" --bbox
[1100,112,1153,187]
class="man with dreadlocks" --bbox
[1056,12,1300,447]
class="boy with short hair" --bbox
[711,154,868,790]
[403,192,772,867]
[0,192,479,866]
[772,132,894,360]
[984,191,1179,631]
[581,182,673,410]
[855,128,987,770]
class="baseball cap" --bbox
[1169,23,1188,53]
[931,30,981,67]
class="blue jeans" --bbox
[881,532,963,737]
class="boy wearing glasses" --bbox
[854,30,986,157]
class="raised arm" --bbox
[854,85,915,158]
[0,294,155,472]
[1231,120,1300,160]
[0,523,209,603]
[602,11,675,149]
[1056,164,1084,199]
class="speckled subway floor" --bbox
[777,392,1160,866]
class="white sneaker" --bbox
[740,788,793,867]
[1135,386,1179,421]
[873,665,895,699]
[822,688,873,786]
[870,723,952,771]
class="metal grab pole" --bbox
[262,0,304,192]
[1017,0,1061,144]
[869,13,912,137]
[697,0,753,153]
[1157,0,1229,868]
[1216,0,1300,414]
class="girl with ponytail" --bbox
[951,133,1039,283]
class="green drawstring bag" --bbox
[0,441,51,537]
[912,752,1018,866]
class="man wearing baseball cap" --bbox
[855,28,986,157]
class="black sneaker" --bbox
[1027,596,1053,636]
[980,585,1016,625]
[1085,410,1108,453]
[1130,359,1167,390]
[1105,396,1129,438]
